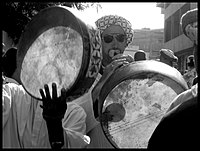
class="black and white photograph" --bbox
[2,2,198,149]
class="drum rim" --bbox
[99,60,188,112]
[16,6,91,100]
[98,60,188,148]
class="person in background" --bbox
[159,48,178,67]
[2,42,90,149]
[2,47,19,84]
[166,8,198,112]
[72,14,134,148]
[172,61,178,70]
[2,30,17,56]
[183,55,197,88]
[147,8,198,150]
[134,50,146,61]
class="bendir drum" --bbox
[15,6,102,100]
[96,60,188,148]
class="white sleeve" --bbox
[2,84,12,127]
[2,83,33,136]
[62,102,90,148]
[167,89,193,112]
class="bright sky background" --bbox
[70,2,164,30]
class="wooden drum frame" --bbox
[97,60,188,148]
[15,6,102,100]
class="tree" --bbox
[2,2,101,45]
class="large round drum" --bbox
[98,60,188,148]
[16,6,102,100]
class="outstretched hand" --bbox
[40,83,67,120]
[39,83,68,148]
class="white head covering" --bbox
[95,15,134,46]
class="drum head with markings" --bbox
[98,60,188,148]
[16,6,102,100]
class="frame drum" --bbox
[98,60,188,148]
[16,6,102,100]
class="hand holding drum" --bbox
[92,54,134,106]
[103,54,134,81]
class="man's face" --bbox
[185,22,198,45]
[101,25,127,67]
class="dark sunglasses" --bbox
[103,34,126,43]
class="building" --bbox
[156,2,197,74]
[125,28,164,60]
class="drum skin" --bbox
[97,60,188,148]
[16,6,102,100]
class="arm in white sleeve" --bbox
[2,83,34,148]
[62,102,90,148]
[167,88,194,112]
[2,84,12,128]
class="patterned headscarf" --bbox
[95,15,134,46]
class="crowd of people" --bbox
[2,5,198,149]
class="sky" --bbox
[70,2,164,30]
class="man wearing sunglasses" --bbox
[96,15,134,70]
[92,15,135,118]
[71,15,134,148]
[79,15,134,148]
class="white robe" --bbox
[2,82,90,148]
[73,74,114,148]
[167,83,198,112]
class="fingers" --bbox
[121,55,134,63]
[61,88,67,102]
[40,83,67,103]
[39,88,46,100]
[39,87,47,107]
[110,59,128,69]
[44,84,51,100]
[126,54,134,63]
[52,83,57,100]
[112,61,124,70]
[112,54,134,63]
